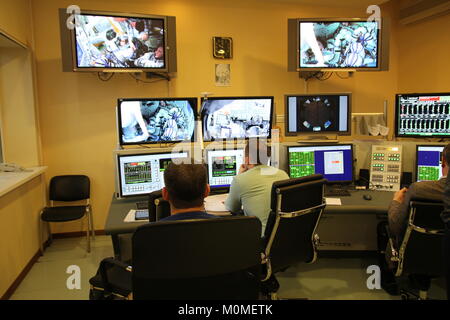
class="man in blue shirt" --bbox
[159,163,217,221]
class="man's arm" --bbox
[225,178,242,213]
[388,185,415,237]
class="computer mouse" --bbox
[363,194,372,201]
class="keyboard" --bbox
[324,188,351,197]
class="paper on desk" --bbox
[204,194,229,212]
[123,209,147,223]
[325,198,342,206]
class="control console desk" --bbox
[318,189,394,251]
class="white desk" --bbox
[0,166,47,197]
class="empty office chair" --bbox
[387,199,445,300]
[40,175,94,253]
[90,216,262,300]
[261,174,326,299]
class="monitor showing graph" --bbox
[206,149,244,188]
[117,151,189,197]
[288,144,353,183]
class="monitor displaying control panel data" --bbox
[117,151,189,197]
[288,144,353,183]
[416,145,445,182]
[206,149,244,188]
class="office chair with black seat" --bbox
[386,199,446,300]
[89,216,262,300]
[261,174,326,300]
[40,175,94,253]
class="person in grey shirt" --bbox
[379,143,449,295]
[225,140,289,236]
[388,143,450,240]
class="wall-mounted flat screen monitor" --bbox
[295,19,381,71]
[206,149,244,189]
[117,98,197,145]
[288,144,354,183]
[117,151,189,197]
[58,9,177,72]
[285,93,351,135]
[395,93,450,138]
[416,145,445,182]
[201,96,274,141]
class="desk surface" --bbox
[105,193,232,235]
[324,189,395,215]
[105,194,149,235]
[105,189,395,235]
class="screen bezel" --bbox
[205,148,245,190]
[117,150,190,198]
[284,93,352,136]
[297,18,382,72]
[70,10,169,72]
[395,92,450,138]
[117,97,198,146]
[200,96,274,142]
[287,143,354,184]
[415,144,445,182]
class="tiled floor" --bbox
[9,236,447,300]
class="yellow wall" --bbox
[0,0,32,46]
[397,13,450,92]
[0,175,46,297]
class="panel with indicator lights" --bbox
[369,145,403,191]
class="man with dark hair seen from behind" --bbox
[379,143,450,295]
[160,163,217,221]
[225,139,289,236]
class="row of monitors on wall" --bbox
[59,8,386,73]
[118,92,450,146]
[117,94,352,146]
[117,144,446,198]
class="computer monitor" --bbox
[285,94,351,135]
[117,151,189,197]
[206,149,244,188]
[288,144,353,183]
[295,19,381,71]
[117,97,197,145]
[201,96,274,141]
[416,145,445,182]
[395,93,450,138]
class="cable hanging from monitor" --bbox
[335,72,352,80]
[97,72,115,81]
[128,73,168,84]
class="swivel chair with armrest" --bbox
[387,199,445,300]
[90,216,262,300]
[261,174,327,299]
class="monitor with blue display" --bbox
[416,145,445,182]
[288,144,353,183]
